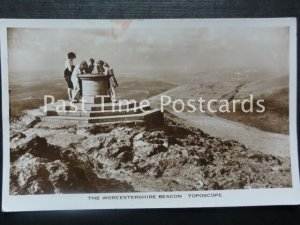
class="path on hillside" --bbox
[174,112,289,158]
[149,86,290,158]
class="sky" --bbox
[7,22,289,77]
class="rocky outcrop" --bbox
[10,112,291,194]
[10,134,134,195]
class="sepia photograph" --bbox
[1,18,299,211]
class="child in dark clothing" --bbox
[86,58,95,73]
[96,60,105,74]
[64,52,76,101]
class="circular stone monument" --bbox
[78,73,110,104]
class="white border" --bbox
[1,18,299,212]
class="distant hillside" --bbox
[9,74,176,119]
[218,75,289,134]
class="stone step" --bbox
[88,114,145,123]
[90,101,139,111]
[46,105,151,117]
[40,101,139,112]
[26,109,46,119]
[42,109,163,125]
[81,95,111,104]
[42,113,143,124]
[88,120,145,127]
[44,119,146,128]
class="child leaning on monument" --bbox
[96,60,105,74]
[107,67,119,103]
[86,58,95,73]
[71,61,88,103]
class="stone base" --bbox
[28,100,164,128]
[46,105,150,117]
[40,101,140,113]
[82,95,111,104]
[78,74,109,96]
[31,108,163,126]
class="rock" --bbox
[11,135,59,162]
[152,168,164,178]
[248,153,264,162]
[133,161,150,173]
[110,145,127,157]
[206,182,223,190]
[116,151,133,163]
[10,132,26,141]
[181,149,189,158]
[167,136,183,146]
[114,162,122,170]
[134,132,144,141]
[147,144,168,157]
[196,179,204,188]
[10,136,134,195]
[10,153,54,194]
[9,112,292,194]
[223,140,235,148]
[45,160,69,193]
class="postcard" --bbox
[1,18,299,211]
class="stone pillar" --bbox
[78,73,110,104]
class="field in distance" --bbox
[9,71,176,119]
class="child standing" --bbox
[64,52,76,101]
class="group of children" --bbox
[64,52,119,103]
